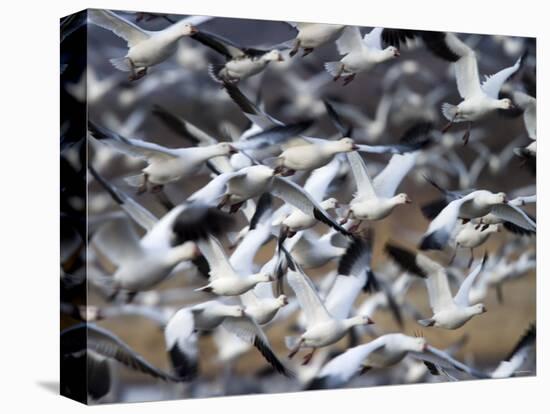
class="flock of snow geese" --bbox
[60,9,536,403]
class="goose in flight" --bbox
[88,9,207,80]
[188,164,351,236]
[283,248,373,365]
[194,234,274,296]
[287,23,346,57]
[491,323,536,378]
[382,30,521,143]
[88,167,232,300]
[222,83,425,175]
[385,243,488,329]
[340,148,419,232]
[451,222,501,267]
[419,180,535,250]
[89,120,309,193]
[165,300,292,378]
[190,30,284,83]
[324,27,400,85]
[512,90,536,173]
[308,333,487,389]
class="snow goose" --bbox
[88,9,205,80]
[194,234,273,296]
[287,23,346,57]
[165,301,292,377]
[288,228,348,269]
[190,30,284,83]
[88,121,236,193]
[277,157,342,238]
[188,164,351,236]
[283,248,373,365]
[151,103,313,175]
[89,167,231,299]
[324,27,400,85]
[450,222,501,267]
[341,148,418,231]
[61,323,181,401]
[228,208,289,324]
[419,182,535,250]
[382,30,521,143]
[308,333,486,389]
[385,243,488,329]
[491,323,536,378]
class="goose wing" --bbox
[222,314,292,376]
[454,253,488,307]
[89,121,178,161]
[490,203,536,232]
[197,235,236,280]
[410,345,489,379]
[335,26,364,55]
[481,55,523,99]
[270,176,350,235]
[313,339,386,388]
[89,166,158,232]
[164,308,199,379]
[285,251,333,327]
[373,152,417,198]
[346,152,376,200]
[88,9,150,47]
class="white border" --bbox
[0,0,544,413]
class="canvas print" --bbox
[60,8,536,405]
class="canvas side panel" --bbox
[60,9,88,405]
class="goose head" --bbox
[263,49,284,62]
[382,46,400,60]
[346,315,374,328]
[215,304,246,318]
[215,142,238,156]
[393,193,412,205]
[320,197,339,210]
[252,272,275,284]
[497,98,514,110]
[479,191,507,206]
[174,22,198,37]
[406,336,428,353]
[469,303,487,316]
[276,294,289,308]
[335,137,358,153]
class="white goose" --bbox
[283,248,373,365]
[189,164,350,235]
[277,157,343,237]
[512,90,536,170]
[287,23,346,57]
[341,151,414,231]
[324,27,400,85]
[190,30,284,83]
[165,300,292,377]
[89,167,229,299]
[419,190,535,250]
[88,9,207,80]
[437,33,521,142]
[386,243,488,329]
[229,211,289,324]
[451,222,501,267]
[194,234,273,296]
[309,333,487,389]
[88,121,237,193]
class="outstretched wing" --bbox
[88,9,150,47]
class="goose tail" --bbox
[109,57,131,72]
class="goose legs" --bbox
[462,122,472,145]
[289,39,301,57]
[287,338,305,359]
[302,348,317,365]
